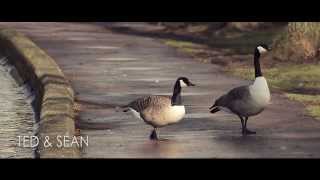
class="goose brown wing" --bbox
[128,95,171,112]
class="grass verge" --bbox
[229,64,320,120]
[163,30,320,120]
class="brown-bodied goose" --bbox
[123,77,195,140]
[209,44,271,135]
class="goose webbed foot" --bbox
[242,129,256,135]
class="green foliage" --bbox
[286,93,320,120]
[163,23,320,120]
[229,64,320,92]
[229,64,320,120]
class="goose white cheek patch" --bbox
[179,80,187,87]
[257,46,267,54]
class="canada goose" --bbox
[123,77,195,140]
[209,44,271,135]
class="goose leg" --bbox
[244,117,256,135]
[150,128,158,140]
[239,116,246,135]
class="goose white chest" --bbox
[164,105,186,123]
[150,105,186,127]
[249,77,271,107]
[129,105,186,126]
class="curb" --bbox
[0,28,80,158]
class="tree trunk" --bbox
[272,22,320,62]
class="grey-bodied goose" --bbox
[123,77,195,140]
[209,44,271,135]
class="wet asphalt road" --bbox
[1,22,320,158]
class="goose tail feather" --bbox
[210,107,220,114]
[209,102,220,114]
[115,105,130,112]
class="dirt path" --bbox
[1,22,320,158]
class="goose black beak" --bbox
[189,83,195,86]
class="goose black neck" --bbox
[254,50,262,78]
[171,80,182,106]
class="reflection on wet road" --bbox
[3,22,320,158]
[0,58,35,158]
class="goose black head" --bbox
[177,77,195,87]
[255,44,271,55]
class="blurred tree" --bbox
[272,22,320,62]
[159,22,187,29]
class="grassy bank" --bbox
[229,63,320,120]
[163,32,320,120]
